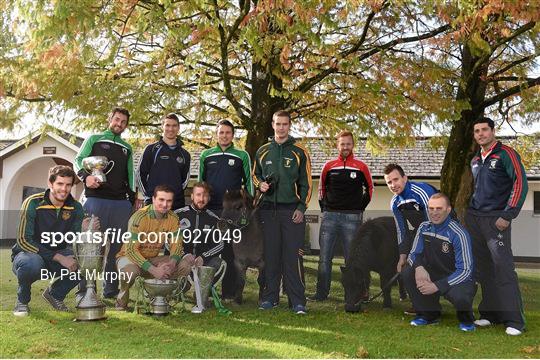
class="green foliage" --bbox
[0,0,538,154]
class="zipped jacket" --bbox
[318,152,373,212]
[253,136,312,213]
[390,181,437,255]
[469,141,528,220]
[408,216,474,295]
[12,190,84,261]
[199,143,253,209]
[137,137,191,209]
[74,129,134,201]
[174,205,223,260]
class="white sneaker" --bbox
[505,327,522,336]
[13,301,29,317]
[474,319,492,327]
[191,305,204,314]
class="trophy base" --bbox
[75,305,107,321]
[148,303,170,316]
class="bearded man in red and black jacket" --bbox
[309,130,373,302]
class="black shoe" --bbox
[307,295,327,302]
[103,293,119,300]
[42,288,69,312]
[403,307,417,316]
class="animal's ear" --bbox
[225,189,229,194]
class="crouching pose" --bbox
[403,193,476,332]
[12,165,85,316]
[115,185,194,310]
[174,182,224,272]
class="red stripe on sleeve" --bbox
[501,145,523,207]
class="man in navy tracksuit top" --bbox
[310,130,373,301]
[465,117,528,336]
[403,193,475,331]
[199,119,253,300]
[137,113,191,211]
[384,164,438,273]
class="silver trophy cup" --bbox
[74,216,107,321]
[82,156,109,183]
[189,261,226,313]
[143,279,178,315]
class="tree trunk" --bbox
[244,61,286,158]
[440,41,489,219]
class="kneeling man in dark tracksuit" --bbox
[403,193,476,332]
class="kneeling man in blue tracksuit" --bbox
[402,193,476,332]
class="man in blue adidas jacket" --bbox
[403,193,475,331]
[137,113,191,211]
[384,163,438,273]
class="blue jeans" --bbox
[12,249,79,304]
[315,211,363,298]
[83,197,132,297]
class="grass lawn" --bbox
[0,248,539,358]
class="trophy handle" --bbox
[213,260,227,287]
[104,160,115,174]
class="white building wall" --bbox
[306,179,540,258]
[0,136,83,239]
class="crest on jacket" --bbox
[62,211,71,221]
[179,218,191,230]
[441,241,450,253]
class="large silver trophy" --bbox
[143,279,178,315]
[190,261,226,314]
[74,216,107,321]
[81,156,109,183]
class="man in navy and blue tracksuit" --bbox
[137,113,191,211]
[199,120,253,300]
[466,117,528,336]
[384,164,438,274]
[403,192,475,331]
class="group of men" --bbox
[12,108,528,335]
[307,117,527,336]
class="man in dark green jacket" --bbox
[253,110,312,314]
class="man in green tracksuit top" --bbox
[253,110,312,314]
[199,119,254,300]
[74,107,135,298]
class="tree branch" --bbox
[488,52,540,78]
[296,23,451,93]
[482,76,540,109]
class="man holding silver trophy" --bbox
[74,107,135,299]
[115,185,193,311]
[12,166,85,316]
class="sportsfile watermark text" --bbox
[40,228,242,247]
